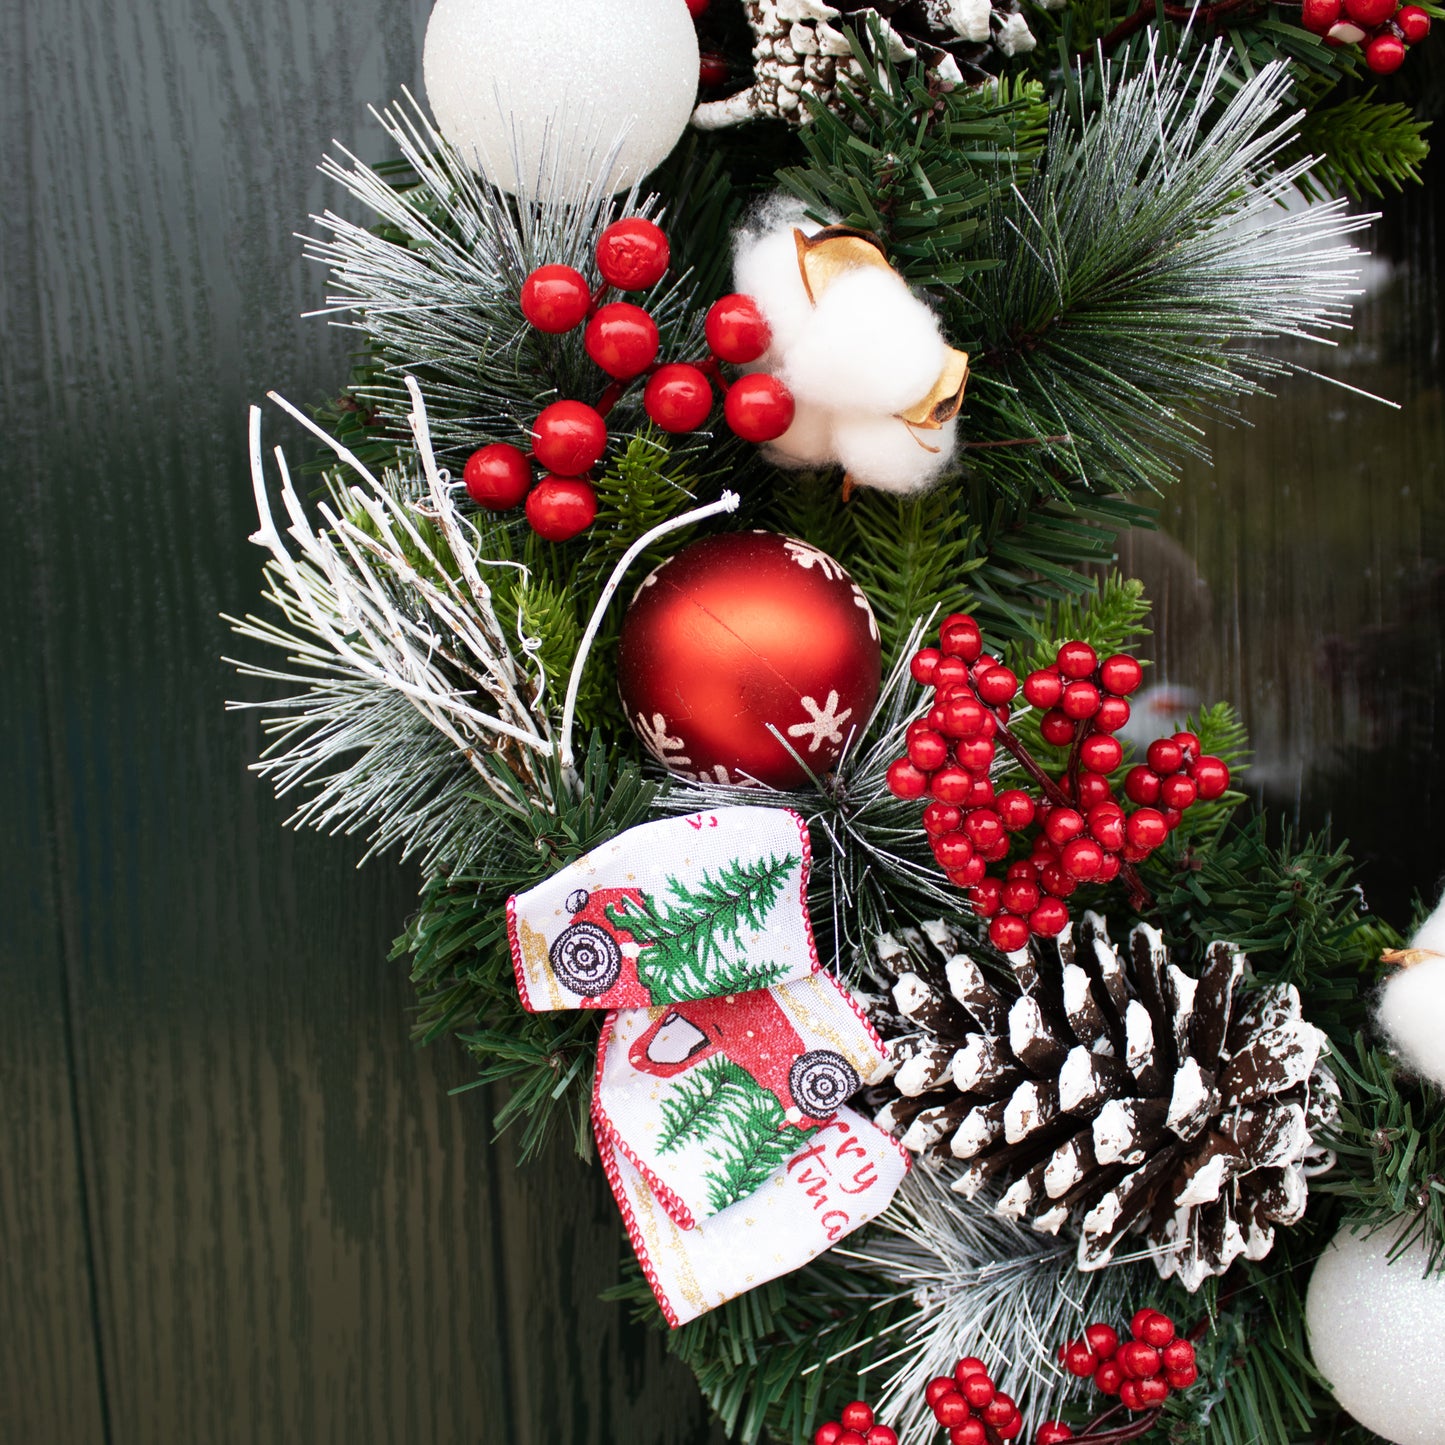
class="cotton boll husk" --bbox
[763,397,837,468]
[832,412,958,495]
[733,203,824,357]
[1377,894,1445,1090]
[783,267,948,415]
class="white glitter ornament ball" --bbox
[422,0,699,197]
[1306,1224,1445,1444]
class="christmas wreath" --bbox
[228,0,1445,1440]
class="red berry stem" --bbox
[1071,1404,1164,1442]
[588,279,612,315]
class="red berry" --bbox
[532,400,608,476]
[926,1377,958,1408]
[935,655,970,689]
[976,666,1019,705]
[964,810,1004,850]
[1039,865,1077,899]
[1040,711,1077,746]
[1095,851,1121,882]
[1002,878,1041,915]
[698,49,730,87]
[1159,774,1197,810]
[953,738,994,774]
[1161,806,1183,831]
[643,363,713,433]
[584,302,660,379]
[1136,1376,1171,1407]
[1099,655,1143,696]
[911,648,943,684]
[941,617,985,662]
[924,802,963,835]
[1118,1380,1146,1412]
[1191,756,1231,799]
[725,373,795,442]
[908,728,950,772]
[947,855,989,888]
[596,216,670,291]
[1165,1362,1199,1390]
[1086,803,1126,852]
[931,765,974,803]
[1172,731,1202,762]
[462,443,531,509]
[934,832,975,871]
[960,1373,995,1408]
[1117,1341,1161,1379]
[1085,1323,1120,1359]
[995,1413,1022,1441]
[1095,1359,1124,1395]
[990,913,1031,952]
[1135,1311,1176,1348]
[941,693,988,738]
[1398,4,1431,40]
[886,758,929,799]
[1343,0,1396,25]
[866,1429,898,1445]
[525,477,597,542]
[969,879,1003,917]
[706,294,772,364]
[814,1424,844,1445]
[840,1402,874,1433]
[520,264,591,332]
[934,1393,971,1427]
[1161,1338,1195,1371]
[949,1423,986,1445]
[1056,640,1098,679]
[836,1433,866,1445]
[1044,808,1085,847]
[1023,670,1063,708]
[954,1357,989,1380]
[997,789,1036,831]
[1301,0,1342,30]
[1038,1425,1075,1445]
[1062,1339,1099,1377]
[1093,696,1132,733]
[982,1393,1016,1428]
[1074,772,1114,808]
[969,777,996,807]
[684,0,709,14]
[1125,767,1162,806]
[1079,735,1123,774]
[1146,738,1184,775]
[1061,837,1105,880]
[1061,681,1101,720]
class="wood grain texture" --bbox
[12,1,719,1441]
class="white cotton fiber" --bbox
[940,0,993,41]
[733,201,823,355]
[832,411,958,494]
[783,267,948,414]
[764,397,837,468]
[1378,894,1445,1090]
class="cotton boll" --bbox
[783,267,948,415]
[996,13,1038,53]
[1377,894,1445,1090]
[763,397,837,468]
[831,412,958,495]
[733,205,824,356]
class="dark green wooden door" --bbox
[4,3,1442,1443]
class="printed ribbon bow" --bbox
[508,805,909,1326]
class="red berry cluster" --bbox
[923,1356,1023,1442]
[812,1399,898,1445]
[884,612,1230,953]
[1058,1309,1198,1416]
[1301,0,1430,72]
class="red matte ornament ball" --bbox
[618,532,881,788]
[525,477,597,542]
[596,217,670,291]
[1399,5,1431,41]
[643,364,714,433]
[839,1402,874,1433]
[706,293,773,363]
[532,400,608,476]
[520,264,591,332]
[725,373,796,442]
[584,302,660,378]
[462,443,531,509]
[1056,640,1098,679]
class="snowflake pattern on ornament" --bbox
[786,691,855,752]
[634,711,693,770]
[784,538,847,581]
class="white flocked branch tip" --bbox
[558,490,741,784]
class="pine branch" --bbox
[616,853,800,999]
[705,1096,800,1214]
[656,1056,766,1156]
[1294,92,1432,200]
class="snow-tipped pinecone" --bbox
[868,914,1336,1291]
[691,0,1055,131]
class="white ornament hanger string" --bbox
[559,491,740,784]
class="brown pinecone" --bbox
[869,913,1336,1291]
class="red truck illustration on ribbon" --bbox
[548,886,647,1001]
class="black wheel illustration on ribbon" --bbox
[550,920,623,997]
[788,1049,860,1117]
